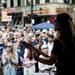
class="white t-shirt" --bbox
[47,42,54,56]
[38,55,50,72]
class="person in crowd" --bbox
[0,30,5,56]
[48,28,55,36]
[2,26,13,40]
[22,48,36,75]
[31,33,40,72]
[53,31,60,40]
[47,34,54,56]
[33,13,75,75]
[47,34,57,73]
[2,42,18,75]
[0,30,5,75]
[41,29,48,44]
[38,44,51,73]
[16,32,25,75]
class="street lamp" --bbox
[30,0,34,26]
[28,0,34,26]
[31,0,33,15]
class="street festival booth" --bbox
[32,22,55,30]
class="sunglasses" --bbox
[43,48,48,49]
[6,46,11,48]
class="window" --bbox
[35,0,40,4]
[72,0,75,4]
[10,0,14,7]
[45,0,50,3]
[17,0,21,6]
[52,0,57,2]
[27,0,31,5]
[64,0,70,4]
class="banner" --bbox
[1,9,8,21]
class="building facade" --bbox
[1,0,75,28]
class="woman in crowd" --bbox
[2,42,18,75]
[23,48,36,75]
[38,44,51,73]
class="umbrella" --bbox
[32,22,55,29]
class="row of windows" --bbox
[9,0,50,7]
[10,0,21,7]
[6,0,75,8]
[26,0,50,6]
[2,0,21,8]
[64,0,75,4]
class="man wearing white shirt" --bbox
[47,35,54,56]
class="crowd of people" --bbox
[0,20,58,75]
[0,13,75,75]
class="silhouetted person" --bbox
[34,13,75,75]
